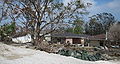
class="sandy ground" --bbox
[0,42,119,64]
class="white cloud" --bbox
[63,0,96,6]
[63,0,72,5]
[63,0,120,20]
[82,0,96,6]
[87,0,120,20]
[107,0,120,8]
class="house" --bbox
[11,31,107,47]
[49,33,90,46]
[88,34,106,47]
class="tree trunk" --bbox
[32,30,44,48]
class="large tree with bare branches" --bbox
[0,0,90,45]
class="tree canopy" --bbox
[66,19,84,34]
[0,0,90,45]
[85,13,116,35]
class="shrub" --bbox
[0,22,16,41]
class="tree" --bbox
[85,18,103,35]
[66,19,84,34]
[109,22,120,43]
[0,22,16,41]
[1,0,89,46]
[92,13,116,32]
[85,13,116,35]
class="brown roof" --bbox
[93,34,106,39]
[89,34,106,40]
[51,33,90,38]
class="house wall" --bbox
[66,38,73,44]
[73,38,81,44]
[66,38,84,45]
[89,41,100,47]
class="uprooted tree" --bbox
[1,0,91,46]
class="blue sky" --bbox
[1,0,120,25]
[94,0,113,5]
[64,0,120,21]
[87,0,120,21]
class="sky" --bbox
[86,0,120,21]
[0,0,120,25]
[64,0,120,21]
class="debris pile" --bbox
[57,49,105,61]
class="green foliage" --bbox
[58,49,73,56]
[4,22,15,35]
[85,18,103,35]
[66,26,84,34]
[74,26,83,34]
[66,19,84,34]
[95,13,116,31]
[57,49,102,61]
[85,13,116,35]
[66,28,74,33]
[0,22,16,40]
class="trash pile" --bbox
[36,42,64,53]
[57,49,104,61]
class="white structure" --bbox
[81,39,85,47]
[66,38,73,44]
[12,34,51,43]
[12,34,32,43]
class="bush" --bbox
[57,49,102,61]
[0,22,16,41]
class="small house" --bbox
[50,33,89,46]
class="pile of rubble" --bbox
[57,49,105,61]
